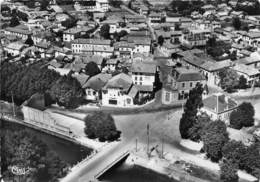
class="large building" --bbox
[201,93,238,124]
[71,38,113,57]
[181,29,209,48]
[101,73,137,107]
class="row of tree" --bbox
[179,85,258,181]
[0,62,84,108]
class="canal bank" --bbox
[1,119,93,165]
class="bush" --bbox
[220,159,239,182]
[202,120,229,162]
[230,102,255,129]
[84,112,121,142]
[222,140,246,165]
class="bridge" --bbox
[94,150,130,180]
[61,141,133,182]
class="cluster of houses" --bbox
[1,0,260,111]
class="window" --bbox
[140,82,142,85]
[126,98,131,104]
[88,90,91,95]
[135,77,137,80]
[182,83,185,88]
[109,99,117,105]
[140,77,142,81]
[165,92,170,101]
[190,82,193,87]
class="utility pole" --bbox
[11,91,16,117]
[135,138,138,152]
[147,123,150,158]
[161,137,164,159]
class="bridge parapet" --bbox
[94,150,130,180]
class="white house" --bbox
[4,27,32,40]
[201,93,238,124]
[127,37,151,55]
[232,64,260,85]
[172,67,206,99]
[71,38,112,54]
[114,41,135,58]
[130,61,157,92]
[4,42,26,56]
[101,73,137,107]
[180,29,209,48]
[63,28,82,42]
[83,73,112,102]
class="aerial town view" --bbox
[0,0,260,181]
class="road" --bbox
[61,109,182,182]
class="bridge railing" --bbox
[94,150,130,179]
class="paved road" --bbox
[61,109,181,182]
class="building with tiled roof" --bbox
[4,26,32,40]
[172,68,206,99]
[130,61,157,92]
[201,93,238,123]
[177,50,232,87]
[232,64,260,85]
[102,73,136,107]
[4,41,26,56]
[71,38,112,55]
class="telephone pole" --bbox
[135,138,138,152]
[161,137,164,159]
[11,91,16,117]
[147,123,150,158]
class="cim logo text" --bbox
[11,166,32,176]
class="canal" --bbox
[100,161,179,182]
[1,119,92,165]
[2,119,179,182]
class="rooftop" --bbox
[104,73,132,90]
[203,93,238,114]
[72,38,111,45]
[175,68,206,82]
[131,61,157,74]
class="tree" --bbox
[206,37,231,58]
[220,159,239,182]
[100,24,110,39]
[84,112,121,142]
[0,62,61,105]
[158,35,164,46]
[232,17,241,30]
[85,61,101,77]
[230,102,255,129]
[9,15,20,27]
[238,75,247,89]
[25,35,34,46]
[40,0,50,10]
[218,68,239,93]
[62,18,77,29]
[222,140,246,165]
[114,30,128,41]
[2,129,68,181]
[188,113,210,142]
[239,143,260,175]
[202,120,229,162]
[49,76,83,109]
[109,0,122,7]
[179,84,204,139]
